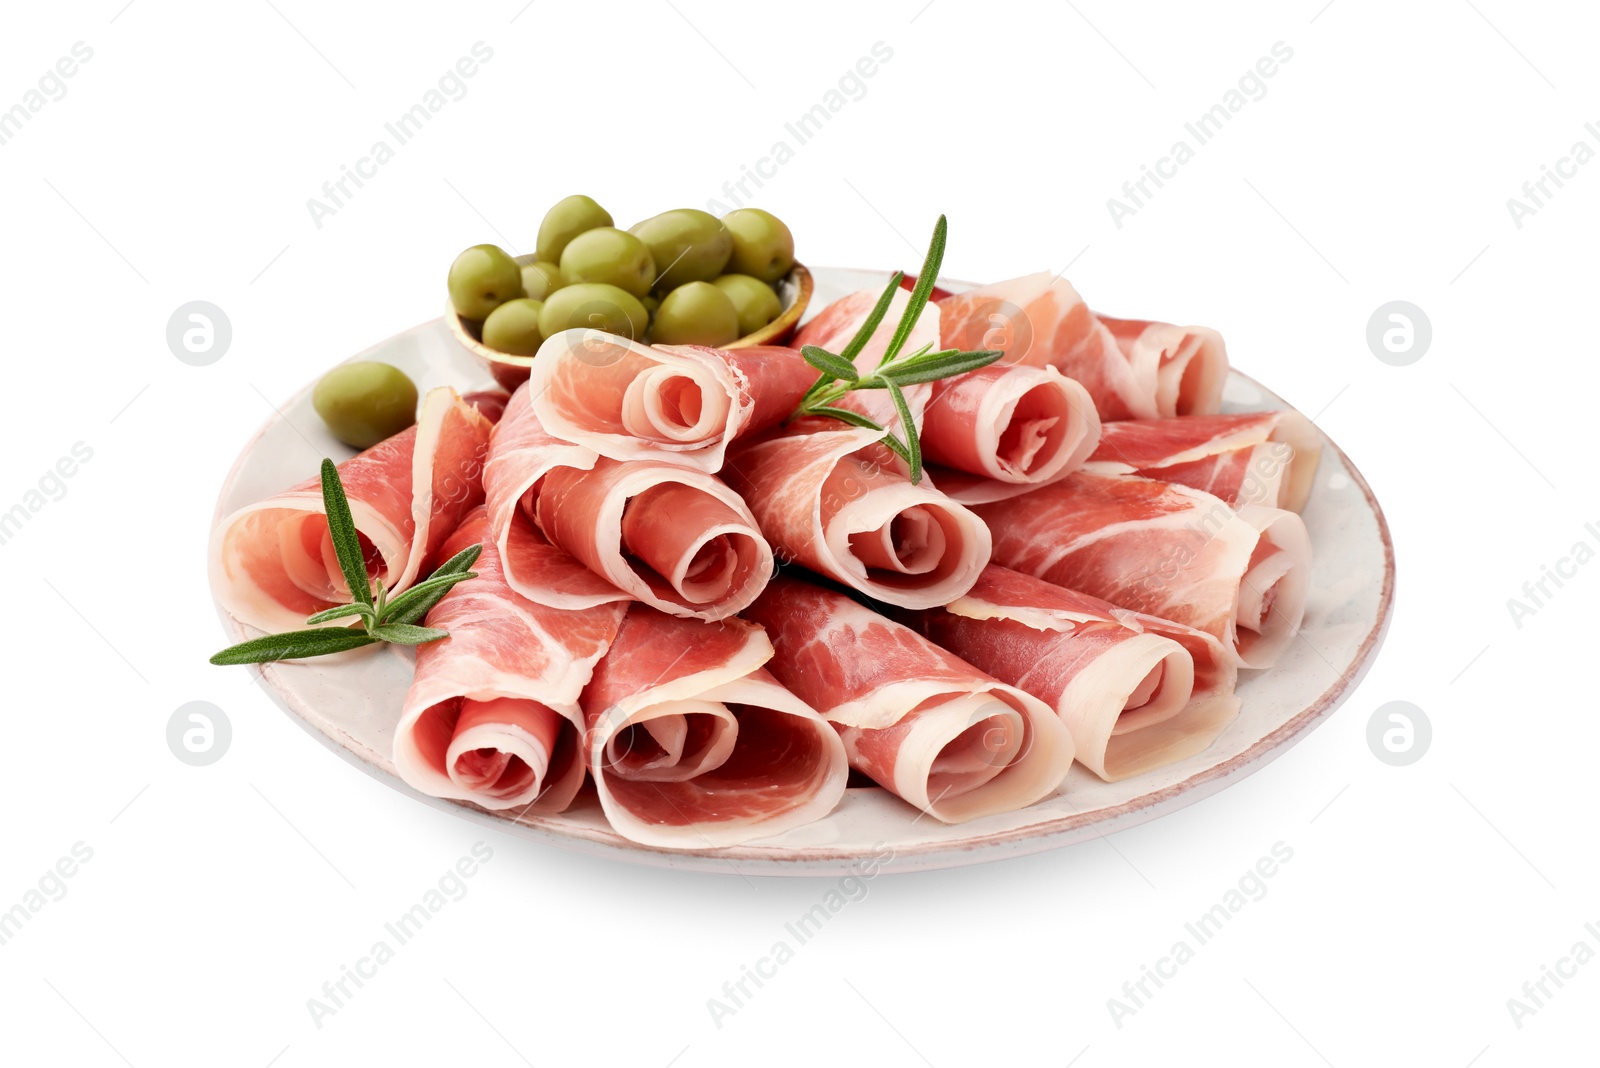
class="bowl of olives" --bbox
[446,196,812,391]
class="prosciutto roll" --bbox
[578,605,848,848]
[211,387,492,633]
[937,273,1228,421]
[527,329,816,472]
[744,577,1074,823]
[973,471,1311,669]
[395,508,627,813]
[1087,411,1322,512]
[920,364,1102,505]
[722,423,991,609]
[792,285,941,436]
[485,385,774,621]
[908,566,1239,781]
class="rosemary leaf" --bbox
[382,569,478,626]
[801,345,860,383]
[881,349,1006,387]
[319,457,373,607]
[210,627,377,665]
[880,215,947,365]
[370,622,451,646]
[304,603,374,626]
[883,378,922,482]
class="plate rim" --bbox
[211,269,1396,876]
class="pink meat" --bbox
[722,422,991,609]
[793,286,941,437]
[1087,411,1322,512]
[578,605,848,848]
[938,273,1228,421]
[395,508,627,812]
[907,565,1240,780]
[211,387,492,633]
[920,364,1103,504]
[742,576,1074,823]
[485,385,774,621]
[527,329,816,472]
[972,471,1311,669]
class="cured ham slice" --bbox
[485,385,774,621]
[937,273,1228,421]
[743,576,1074,822]
[973,471,1311,669]
[907,566,1239,781]
[722,423,991,609]
[527,329,816,472]
[1097,316,1228,421]
[792,286,941,435]
[921,365,1102,505]
[1087,411,1322,512]
[395,508,627,812]
[210,387,492,634]
[578,605,848,848]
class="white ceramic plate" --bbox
[212,268,1395,876]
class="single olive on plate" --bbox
[447,244,525,321]
[559,227,656,298]
[713,273,782,335]
[722,208,795,284]
[536,194,613,265]
[520,261,565,302]
[538,282,650,342]
[651,281,740,346]
[482,298,546,356]
[313,361,419,450]
[630,209,732,291]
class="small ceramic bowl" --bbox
[447,256,814,392]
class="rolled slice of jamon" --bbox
[210,387,493,633]
[908,565,1240,781]
[743,576,1074,823]
[527,329,816,472]
[722,423,991,609]
[937,273,1228,421]
[485,385,774,621]
[792,285,941,436]
[920,364,1102,505]
[578,605,848,848]
[395,508,627,813]
[1087,410,1322,512]
[973,471,1311,669]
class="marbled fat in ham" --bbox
[395,508,626,812]
[578,605,847,848]
[723,423,991,609]
[211,387,492,634]
[908,566,1239,780]
[938,274,1227,422]
[973,471,1310,669]
[527,329,816,472]
[1087,410,1322,512]
[743,576,1074,823]
[485,384,774,621]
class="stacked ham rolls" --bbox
[216,260,1327,850]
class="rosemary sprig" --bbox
[210,458,481,666]
[790,215,1002,483]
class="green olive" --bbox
[559,227,656,298]
[313,361,419,450]
[520,261,565,302]
[629,209,732,291]
[536,194,613,265]
[447,244,524,321]
[722,208,795,284]
[651,281,740,346]
[713,274,782,336]
[481,298,546,356]
[538,283,649,342]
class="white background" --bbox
[1,0,1595,1064]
